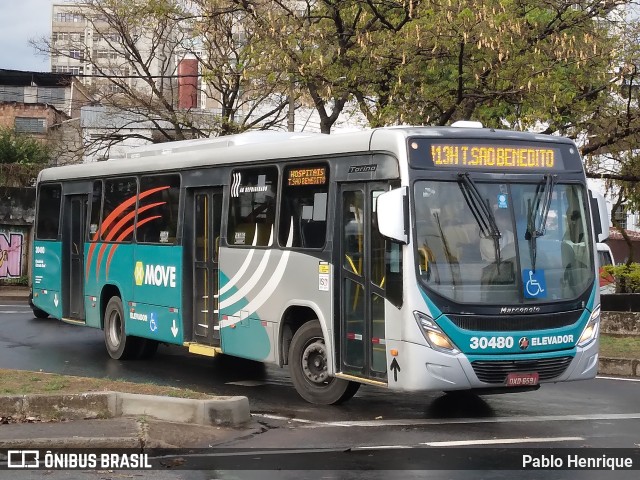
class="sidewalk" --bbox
[0,391,256,449]
[0,284,30,301]
[0,416,258,449]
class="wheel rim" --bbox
[108,308,122,348]
[301,338,330,385]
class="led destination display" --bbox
[288,166,327,186]
[431,144,556,169]
[408,138,577,171]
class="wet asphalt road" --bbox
[1,302,639,479]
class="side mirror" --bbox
[376,187,408,244]
[589,189,610,243]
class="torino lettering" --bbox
[144,264,177,288]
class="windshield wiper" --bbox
[458,173,502,263]
[525,174,556,271]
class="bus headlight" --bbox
[413,311,459,354]
[578,306,600,347]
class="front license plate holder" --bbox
[505,372,539,387]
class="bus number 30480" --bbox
[469,336,514,350]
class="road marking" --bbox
[252,412,640,428]
[226,380,269,387]
[597,376,640,383]
[422,437,583,447]
[252,414,319,425]
[353,445,413,450]
[0,310,31,314]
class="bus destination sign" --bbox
[430,144,556,169]
[408,139,572,171]
[288,166,327,186]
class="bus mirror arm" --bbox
[377,187,409,244]
[589,188,610,243]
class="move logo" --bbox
[134,261,177,288]
[134,262,145,286]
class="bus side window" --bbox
[102,177,137,242]
[228,167,278,247]
[88,180,102,241]
[279,164,329,249]
[137,174,180,244]
[36,184,62,240]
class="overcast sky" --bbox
[0,1,54,72]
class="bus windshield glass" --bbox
[414,180,594,304]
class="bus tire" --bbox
[104,296,139,360]
[32,308,49,319]
[289,321,360,405]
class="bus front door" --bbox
[192,189,223,346]
[339,183,388,383]
[63,194,87,321]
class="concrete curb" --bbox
[0,391,251,427]
[598,357,640,378]
[0,437,142,449]
[0,294,30,301]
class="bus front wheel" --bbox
[104,296,140,360]
[289,321,360,405]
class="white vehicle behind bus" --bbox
[597,242,616,294]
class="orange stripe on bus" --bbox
[85,186,169,280]
[104,215,161,279]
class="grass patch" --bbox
[599,334,640,359]
[0,369,212,399]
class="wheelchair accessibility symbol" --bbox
[523,269,547,299]
[149,313,158,332]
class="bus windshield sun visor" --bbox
[525,173,557,271]
[458,173,503,264]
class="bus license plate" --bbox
[506,372,539,387]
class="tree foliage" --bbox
[32,0,290,159]
[0,127,51,165]
[29,0,640,188]
[229,0,629,137]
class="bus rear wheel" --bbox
[289,321,360,405]
[104,296,140,360]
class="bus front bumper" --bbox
[384,339,599,392]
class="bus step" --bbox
[186,343,221,357]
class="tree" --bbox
[231,0,417,134]
[0,127,51,165]
[231,1,632,137]
[347,1,622,131]
[0,127,51,187]
[32,0,290,160]
[188,0,290,135]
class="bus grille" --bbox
[447,310,582,332]
[471,356,573,384]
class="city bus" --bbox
[31,124,609,404]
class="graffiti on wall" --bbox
[0,232,24,278]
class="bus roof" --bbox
[38,126,576,183]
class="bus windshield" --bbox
[414,179,594,304]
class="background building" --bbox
[0,69,92,165]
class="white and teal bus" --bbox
[31,124,608,404]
